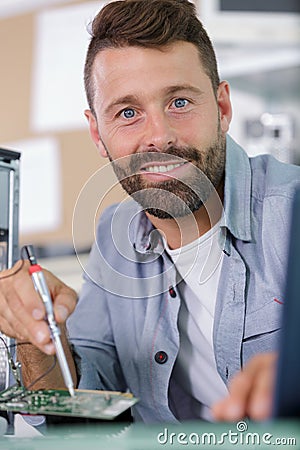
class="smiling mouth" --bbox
[140,161,187,174]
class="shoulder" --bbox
[249,156,299,274]
[249,155,300,234]
[250,154,300,202]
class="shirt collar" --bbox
[223,135,252,242]
[128,203,160,254]
[129,134,253,253]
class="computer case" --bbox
[0,148,20,392]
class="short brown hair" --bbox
[84,0,220,114]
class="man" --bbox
[0,0,299,424]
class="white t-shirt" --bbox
[165,222,228,421]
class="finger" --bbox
[0,261,76,353]
[212,370,251,421]
[244,354,276,421]
[2,300,55,353]
[212,353,277,422]
[1,260,46,318]
[0,303,54,354]
[0,283,39,341]
[43,270,77,323]
[0,261,54,351]
[5,282,52,341]
[0,315,26,341]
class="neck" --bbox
[146,181,224,250]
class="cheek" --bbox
[100,125,139,160]
[179,112,218,146]
[103,135,136,160]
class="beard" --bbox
[106,127,226,220]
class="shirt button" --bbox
[169,286,177,298]
[155,351,168,364]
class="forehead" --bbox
[91,41,211,104]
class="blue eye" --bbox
[121,108,135,119]
[174,98,188,108]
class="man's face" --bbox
[85,41,232,219]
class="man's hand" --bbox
[0,259,77,354]
[212,352,277,421]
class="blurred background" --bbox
[0,0,299,290]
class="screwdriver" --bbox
[24,245,75,397]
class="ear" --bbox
[84,109,108,158]
[217,81,232,134]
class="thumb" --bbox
[53,288,78,323]
[43,269,78,323]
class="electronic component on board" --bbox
[0,386,138,420]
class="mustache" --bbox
[111,146,202,176]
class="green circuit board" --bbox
[0,385,138,420]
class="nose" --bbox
[141,111,177,152]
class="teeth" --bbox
[145,163,183,173]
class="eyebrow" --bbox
[104,95,139,116]
[104,84,204,116]
[164,84,205,97]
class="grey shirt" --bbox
[67,135,300,423]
